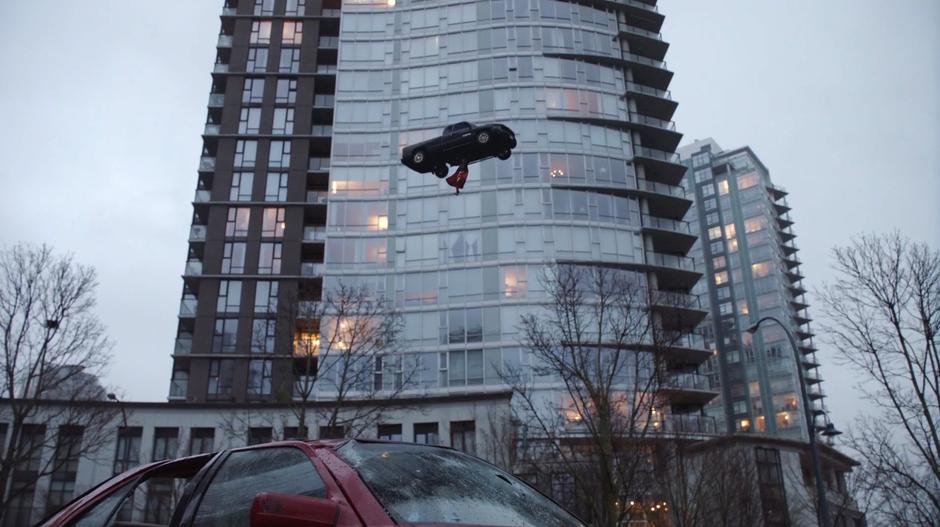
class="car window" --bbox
[69,479,135,527]
[191,447,326,527]
[337,441,584,527]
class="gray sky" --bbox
[1,2,938,431]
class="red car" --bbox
[39,439,584,526]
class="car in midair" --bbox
[401,122,517,180]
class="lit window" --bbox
[714,271,729,286]
[738,299,749,315]
[282,21,303,45]
[293,331,320,357]
[737,172,759,189]
[744,216,766,234]
[262,208,286,238]
[724,223,736,239]
[727,238,739,252]
[376,215,389,230]
[708,226,722,240]
[751,261,772,278]
[502,266,526,297]
[717,178,730,195]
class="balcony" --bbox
[620,51,673,91]
[807,384,826,400]
[316,64,338,75]
[208,93,225,108]
[179,297,198,317]
[301,262,325,277]
[221,6,236,16]
[217,34,233,48]
[306,191,328,204]
[643,251,699,290]
[788,281,807,295]
[617,25,668,62]
[199,156,216,171]
[314,95,335,108]
[767,183,788,200]
[632,146,686,186]
[308,157,331,171]
[189,225,207,242]
[320,8,341,17]
[790,295,809,309]
[203,124,220,136]
[311,125,333,136]
[794,309,811,325]
[174,337,193,356]
[651,414,718,436]
[627,112,681,151]
[184,260,203,276]
[303,226,327,242]
[623,81,677,121]
[648,289,708,329]
[193,189,211,203]
[318,36,339,49]
[630,178,691,218]
[213,63,229,74]
[641,214,696,253]
[804,370,823,385]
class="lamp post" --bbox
[746,316,831,527]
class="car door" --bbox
[177,443,354,527]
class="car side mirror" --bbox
[249,492,346,527]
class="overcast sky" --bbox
[0,1,937,430]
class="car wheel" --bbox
[434,165,448,178]
[497,149,511,160]
[476,132,490,144]
[413,150,426,165]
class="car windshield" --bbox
[336,441,584,527]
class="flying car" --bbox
[401,122,517,187]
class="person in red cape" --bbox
[445,163,470,194]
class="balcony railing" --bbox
[318,36,339,48]
[645,251,695,272]
[636,178,685,198]
[320,8,341,16]
[301,263,325,276]
[311,125,333,136]
[314,95,335,108]
[169,378,188,399]
[213,63,229,74]
[208,93,224,107]
[622,51,668,70]
[308,157,331,171]
[174,337,192,356]
[189,225,207,242]
[193,189,211,203]
[184,260,203,276]
[306,191,328,204]
[613,0,658,13]
[633,146,681,164]
[203,124,220,136]
[629,112,676,131]
[303,226,327,241]
[651,414,717,435]
[217,34,233,48]
[641,214,691,234]
[179,297,198,317]
[647,288,702,310]
[221,7,236,16]
[624,81,672,101]
[619,23,663,41]
[316,65,338,74]
[663,372,710,391]
[199,156,216,171]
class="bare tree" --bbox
[0,244,117,523]
[818,232,939,526]
[502,265,701,527]
[279,282,410,439]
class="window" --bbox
[217,280,242,313]
[282,21,303,44]
[712,255,726,269]
[708,226,723,240]
[247,360,273,396]
[242,78,265,104]
[207,360,234,397]
[212,318,239,353]
[254,281,279,313]
[262,208,286,238]
[738,172,759,189]
[234,140,258,167]
[248,428,273,445]
[113,427,142,475]
[285,0,305,16]
[230,172,253,201]
[152,428,179,461]
[225,209,252,240]
[701,183,715,197]
[258,243,282,274]
[254,0,275,16]
[251,319,276,353]
[744,216,766,234]
[238,107,262,134]
[279,47,301,73]
[752,261,772,278]
[450,421,475,455]
[192,447,326,525]
[269,141,291,168]
[47,426,83,515]
[272,108,294,134]
[221,242,246,273]
[694,168,711,183]
[724,222,736,239]
[246,48,268,72]
[714,271,729,286]
[717,178,730,195]
[413,423,439,445]
[265,172,288,201]
[692,152,709,167]
[189,428,215,455]
[373,355,403,391]
[377,424,402,441]
[275,79,297,104]
[250,21,273,44]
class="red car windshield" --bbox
[336,441,584,527]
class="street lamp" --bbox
[746,316,831,527]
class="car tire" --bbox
[476,132,490,144]
[497,149,511,160]
[434,165,448,178]
[413,150,426,165]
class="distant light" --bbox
[387,0,395,6]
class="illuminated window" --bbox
[738,418,751,432]
[714,271,729,286]
[262,208,286,238]
[737,172,759,189]
[293,332,320,356]
[756,415,766,433]
[751,261,772,278]
[717,178,730,195]
[376,215,389,230]
[744,216,766,233]
[712,255,726,269]
[225,208,251,237]
[724,223,736,239]
[282,21,303,45]
[727,238,739,252]
[501,266,526,297]
[250,21,273,45]
[775,411,795,429]
[737,299,749,315]
[708,226,722,240]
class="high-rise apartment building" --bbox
[170,0,713,433]
[679,139,826,440]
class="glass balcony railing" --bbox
[308,157,331,171]
[184,260,203,276]
[199,156,216,171]
[647,288,702,310]
[645,251,695,272]
[193,190,211,203]
[213,63,229,74]
[203,124,220,136]
[169,378,188,399]
[208,93,224,107]
[320,8,341,16]
[316,64,338,74]
[217,34,233,48]
[311,125,333,136]
[641,214,692,234]
[303,226,327,241]
[663,372,710,391]
[318,36,339,48]
[624,81,672,100]
[613,0,659,14]
[651,414,717,435]
[636,178,686,198]
[633,146,681,165]
[314,95,335,108]
[221,7,236,16]
[174,337,192,356]
[621,51,668,70]
[306,191,328,204]
[629,112,676,131]
[301,263,325,276]
[179,297,198,317]
[189,225,207,242]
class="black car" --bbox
[401,121,517,178]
